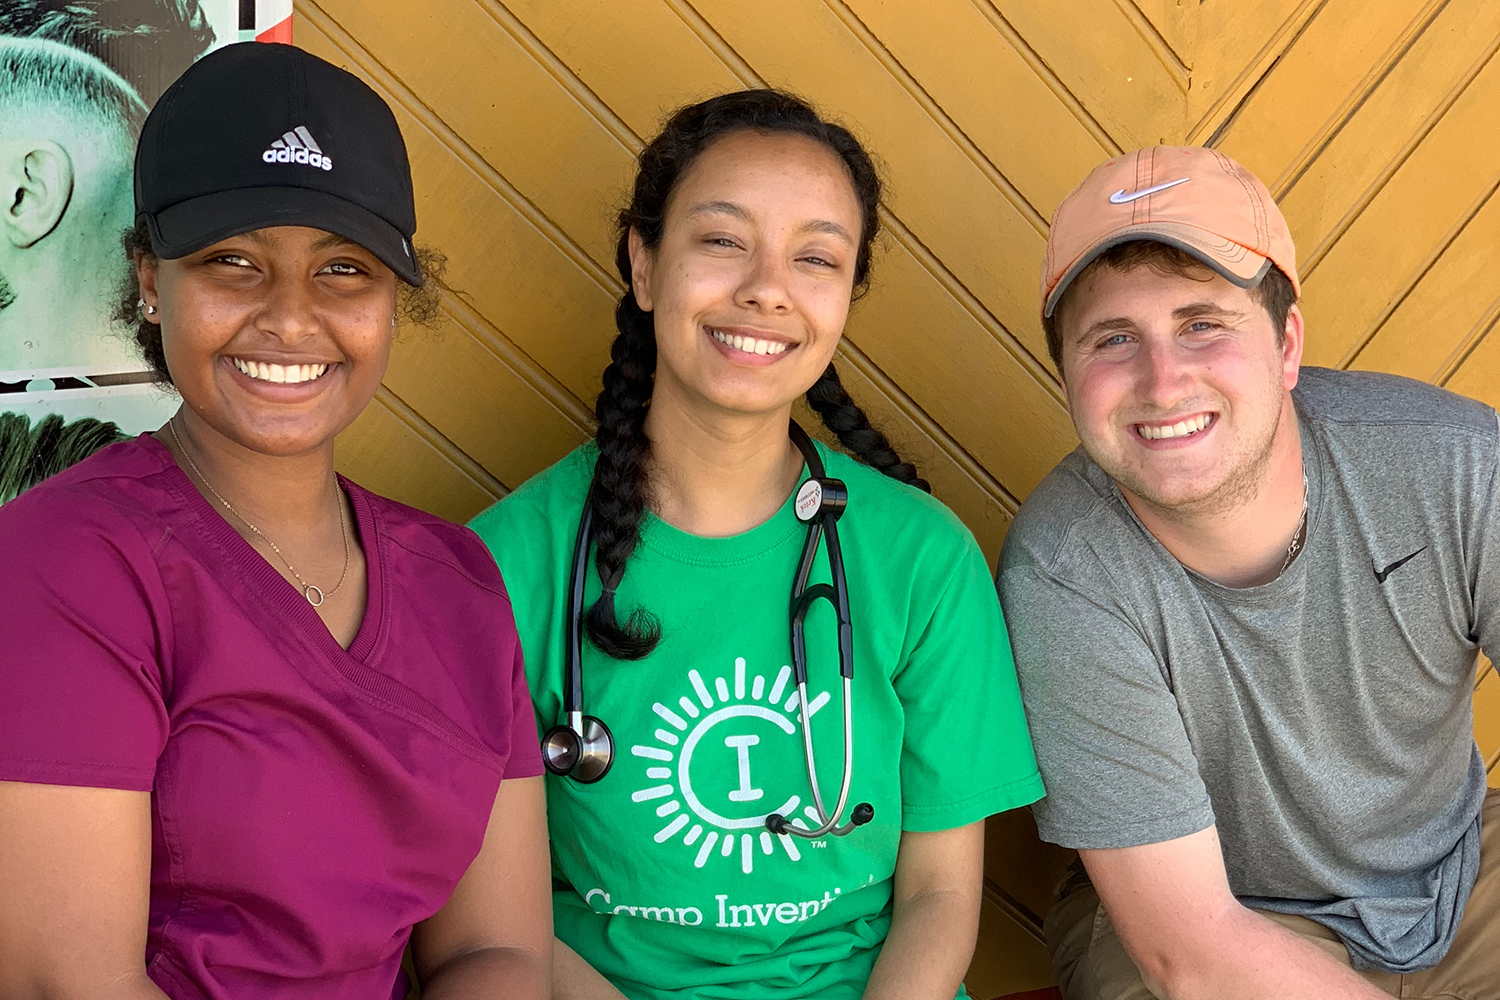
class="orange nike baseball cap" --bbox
[1042,145,1300,318]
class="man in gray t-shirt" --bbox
[999,146,1498,1000]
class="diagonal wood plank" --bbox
[845,0,1115,216]
[1130,0,1196,68]
[1351,187,1500,383]
[1273,0,1500,272]
[335,388,505,523]
[1297,46,1500,369]
[299,6,622,402]
[995,0,1187,148]
[1212,0,1448,195]
[309,0,637,274]
[1187,0,1320,141]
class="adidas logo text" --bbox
[262,125,333,171]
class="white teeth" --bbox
[1139,414,1212,440]
[231,358,329,384]
[709,329,789,356]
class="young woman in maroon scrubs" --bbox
[0,44,550,999]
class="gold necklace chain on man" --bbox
[1279,469,1310,576]
[169,418,350,607]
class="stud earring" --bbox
[137,298,157,316]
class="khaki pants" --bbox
[1047,788,1500,1000]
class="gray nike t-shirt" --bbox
[998,367,1493,972]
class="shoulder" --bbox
[0,436,180,556]
[0,439,183,611]
[468,446,594,557]
[1295,367,1496,440]
[1296,368,1498,502]
[1001,447,1138,578]
[822,446,967,539]
[820,446,988,581]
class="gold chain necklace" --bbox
[1279,469,1310,576]
[169,419,350,607]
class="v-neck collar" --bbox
[140,433,385,663]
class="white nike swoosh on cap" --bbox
[1109,177,1191,204]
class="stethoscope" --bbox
[541,421,874,840]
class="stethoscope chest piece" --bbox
[794,476,848,523]
[553,421,871,838]
[543,714,614,783]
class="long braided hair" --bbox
[586,89,929,660]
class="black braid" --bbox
[583,290,662,658]
[806,363,930,493]
[583,88,926,659]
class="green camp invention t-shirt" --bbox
[470,444,1042,1000]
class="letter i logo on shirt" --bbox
[629,657,832,875]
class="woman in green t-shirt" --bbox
[470,90,1043,1000]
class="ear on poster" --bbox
[0,139,74,249]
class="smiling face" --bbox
[630,129,865,419]
[137,225,398,457]
[1057,260,1303,515]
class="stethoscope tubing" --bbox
[782,674,858,839]
[563,504,592,719]
[552,422,871,838]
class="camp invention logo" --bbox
[629,656,835,875]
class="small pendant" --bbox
[305,585,325,607]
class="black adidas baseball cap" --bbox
[135,42,421,286]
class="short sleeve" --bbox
[502,614,544,781]
[895,537,1044,832]
[998,562,1214,850]
[0,493,170,791]
[1467,415,1500,663]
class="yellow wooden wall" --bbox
[301,1,1500,993]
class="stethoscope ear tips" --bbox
[765,803,873,837]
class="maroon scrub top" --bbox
[0,435,543,999]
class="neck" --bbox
[1123,396,1305,588]
[160,409,342,534]
[642,383,804,538]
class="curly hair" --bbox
[115,220,447,387]
[584,89,929,661]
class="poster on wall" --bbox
[0,0,292,501]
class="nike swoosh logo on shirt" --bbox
[1109,177,1191,204]
[1374,546,1428,583]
